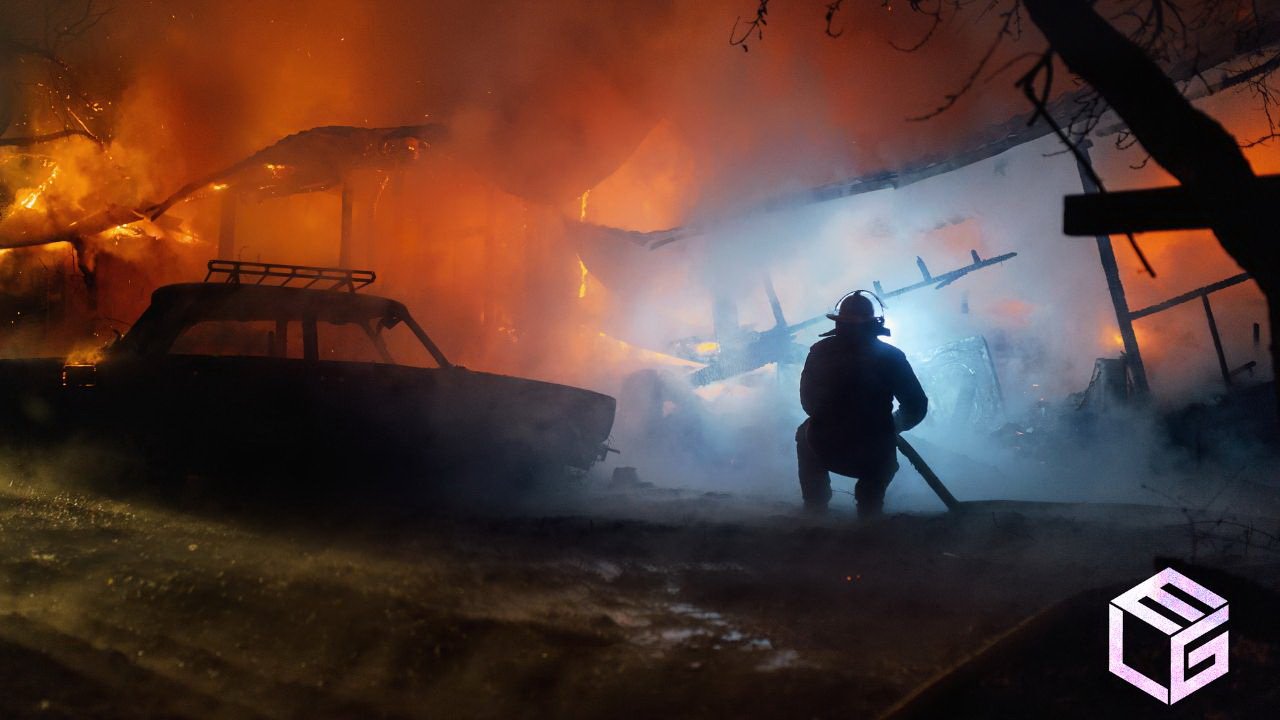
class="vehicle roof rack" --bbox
[205,260,376,293]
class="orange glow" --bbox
[596,332,702,368]
[1,1,1276,404]
[18,164,60,210]
[1102,323,1140,352]
[583,121,698,232]
[64,345,106,366]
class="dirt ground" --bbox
[1,454,1278,719]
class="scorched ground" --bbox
[1,453,1279,719]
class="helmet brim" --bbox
[826,313,875,323]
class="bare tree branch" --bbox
[729,0,769,51]
[0,128,102,147]
[1016,49,1158,277]
[0,1,112,144]
[890,0,946,53]
[824,0,847,38]
[908,2,1026,121]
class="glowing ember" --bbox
[577,256,589,298]
[578,189,591,222]
[18,164,61,210]
[64,345,106,366]
[61,344,108,387]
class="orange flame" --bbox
[19,164,60,210]
[577,256,589,299]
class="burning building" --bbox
[0,0,1271,404]
[1,2,1280,718]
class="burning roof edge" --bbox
[579,34,1280,252]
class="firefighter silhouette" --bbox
[796,291,928,516]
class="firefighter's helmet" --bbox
[825,290,889,336]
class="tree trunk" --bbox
[1022,0,1279,416]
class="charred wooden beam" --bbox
[217,190,237,259]
[1127,273,1252,320]
[1075,145,1149,396]
[1124,272,1254,390]
[339,182,353,267]
[1063,175,1280,236]
[1203,294,1232,386]
[871,249,1017,300]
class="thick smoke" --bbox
[0,0,1043,370]
[0,1,1274,508]
[588,107,1272,504]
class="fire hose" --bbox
[896,435,961,512]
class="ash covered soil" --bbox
[1,455,1279,719]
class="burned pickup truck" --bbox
[0,261,616,493]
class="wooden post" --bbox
[482,187,497,329]
[1074,144,1151,397]
[339,181,354,267]
[217,191,237,259]
[1202,295,1232,386]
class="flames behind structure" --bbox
[5,4,1280,720]
[0,0,1275,496]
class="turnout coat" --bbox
[799,330,928,477]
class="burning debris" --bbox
[141,123,449,218]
